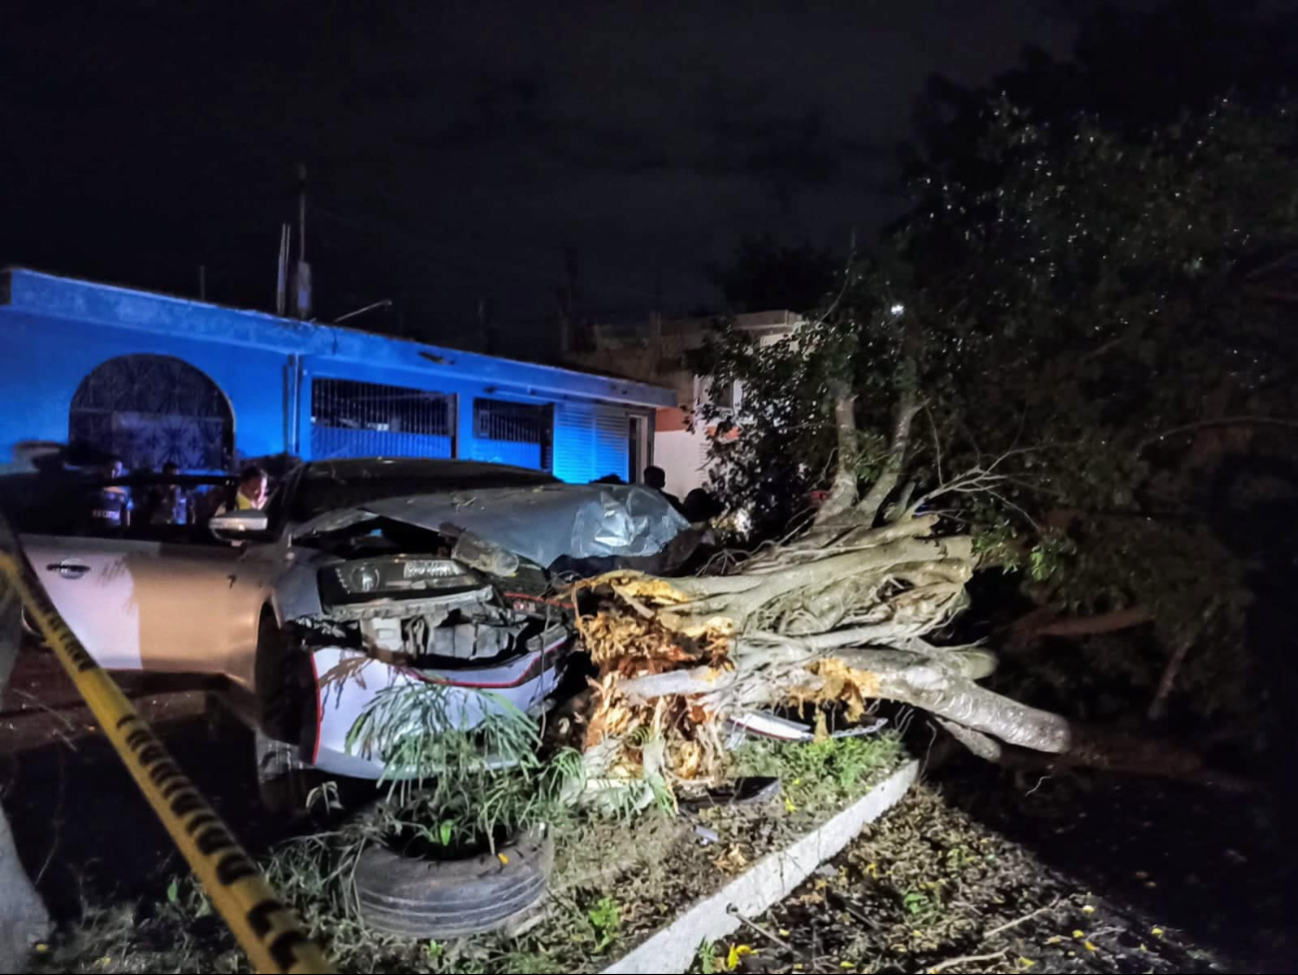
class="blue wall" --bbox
[0,308,289,468]
[0,269,672,480]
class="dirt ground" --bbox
[705,785,1236,974]
[2,647,1292,974]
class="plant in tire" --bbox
[280,682,584,941]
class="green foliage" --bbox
[903,890,934,917]
[345,681,585,849]
[585,896,622,954]
[733,733,903,814]
[697,940,720,974]
[703,95,1298,726]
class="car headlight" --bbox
[348,565,382,594]
[325,557,480,602]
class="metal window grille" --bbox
[310,379,455,459]
[68,354,234,471]
[473,399,554,470]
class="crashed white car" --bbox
[13,459,690,780]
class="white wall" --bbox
[655,427,710,499]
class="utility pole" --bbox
[276,224,290,316]
[291,163,312,320]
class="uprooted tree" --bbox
[574,94,1298,790]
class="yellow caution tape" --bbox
[0,521,335,975]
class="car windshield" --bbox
[285,459,557,525]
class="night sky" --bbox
[3,2,1103,356]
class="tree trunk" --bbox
[856,384,921,525]
[577,506,1238,790]
[814,382,860,525]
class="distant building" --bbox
[565,310,804,498]
[0,268,673,481]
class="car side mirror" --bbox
[210,509,270,542]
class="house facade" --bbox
[565,310,804,498]
[0,268,672,482]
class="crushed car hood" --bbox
[297,483,690,568]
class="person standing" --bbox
[88,457,131,532]
[643,465,684,514]
[147,462,192,526]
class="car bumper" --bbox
[306,633,570,780]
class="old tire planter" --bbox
[354,829,555,939]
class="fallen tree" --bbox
[568,441,1251,793]
[568,377,1139,788]
[566,97,1298,787]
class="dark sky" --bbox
[2,1,1098,355]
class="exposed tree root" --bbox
[569,511,1237,792]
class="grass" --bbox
[37,696,908,974]
[731,731,904,818]
[681,784,1225,974]
[696,940,720,973]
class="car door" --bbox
[18,531,148,671]
[19,519,272,679]
[117,524,276,681]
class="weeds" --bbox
[585,896,621,953]
[42,691,909,974]
[697,940,720,973]
[732,731,902,816]
[903,889,935,917]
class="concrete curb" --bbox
[600,760,920,975]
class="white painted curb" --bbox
[601,760,919,975]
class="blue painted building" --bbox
[0,268,669,481]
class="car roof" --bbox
[300,458,558,485]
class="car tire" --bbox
[254,606,312,745]
[254,728,318,815]
[353,829,555,939]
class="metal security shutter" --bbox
[549,403,633,484]
[552,401,595,484]
[310,379,454,460]
[593,406,631,482]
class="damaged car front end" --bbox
[269,460,692,780]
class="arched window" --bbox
[69,355,234,471]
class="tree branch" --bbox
[857,387,922,524]
[620,646,1072,755]
[814,381,860,525]
[1137,415,1298,453]
[1027,606,1154,639]
[1148,639,1192,721]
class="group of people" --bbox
[89,459,270,533]
[592,464,720,527]
[91,455,711,534]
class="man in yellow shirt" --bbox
[216,464,269,516]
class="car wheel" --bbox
[353,829,554,939]
[254,728,318,815]
[254,606,312,745]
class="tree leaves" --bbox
[705,96,1298,723]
